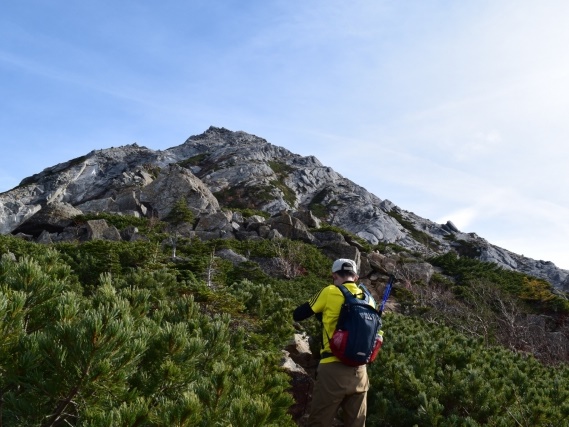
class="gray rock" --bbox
[76,198,115,213]
[312,230,347,246]
[400,262,435,284]
[36,230,53,244]
[140,164,220,219]
[216,248,248,265]
[103,226,121,241]
[318,244,361,269]
[444,220,460,233]
[55,226,87,242]
[85,219,121,241]
[366,251,399,276]
[358,256,373,278]
[195,211,232,232]
[280,351,307,375]
[266,212,316,244]
[13,202,83,236]
[480,245,518,270]
[235,230,263,241]
[231,211,244,223]
[244,215,266,225]
[267,228,284,240]
[293,210,321,228]
[562,276,569,292]
[120,226,139,241]
[114,190,142,213]
[257,225,272,239]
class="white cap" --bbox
[331,258,357,274]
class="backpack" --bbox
[328,284,383,366]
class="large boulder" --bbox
[312,230,361,267]
[195,211,232,232]
[140,164,220,219]
[114,190,143,213]
[266,211,316,244]
[293,210,321,228]
[85,219,122,241]
[400,261,435,284]
[215,248,248,265]
[312,230,348,247]
[367,251,399,275]
[12,202,83,236]
[76,198,115,213]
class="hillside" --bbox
[0,127,568,426]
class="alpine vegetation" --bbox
[0,127,567,426]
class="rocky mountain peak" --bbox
[1,127,568,292]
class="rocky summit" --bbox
[1,126,568,291]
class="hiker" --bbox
[293,258,373,427]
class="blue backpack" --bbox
[328,284,384,366]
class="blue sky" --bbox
[2,1,569,269]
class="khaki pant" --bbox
[308,362,369,427]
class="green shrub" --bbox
[3,219,568,427]
[163,197,195,225]
[178,153,208,168]
[0,250,296,426]
[430,252,569,314]
[369,314,569,426]
[268,160,293,176]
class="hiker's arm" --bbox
[293,302,315,321]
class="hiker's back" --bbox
[329,283,383,366]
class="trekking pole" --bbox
[378,274,395,317]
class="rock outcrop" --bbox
[140,164,220,218]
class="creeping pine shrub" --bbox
[228,279,296,348]
[368,314,569,427]
[0,249,296,426]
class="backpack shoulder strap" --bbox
[337,284,357,302]
[344,284,380,312]
[338,284,375,308]
[357,284,374,305]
